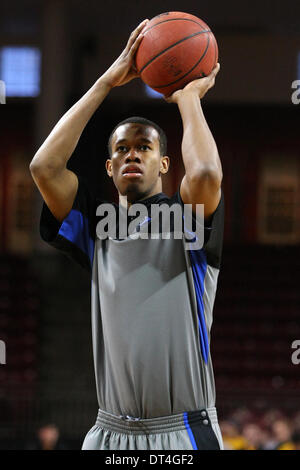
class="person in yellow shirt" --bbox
[220,420,249,450]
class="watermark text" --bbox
[291,340,300,365]
[96,200,204,251]
[291,80,300,104]
[0,80,6,104]
[0,340,6,364]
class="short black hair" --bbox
[108,116,167,156]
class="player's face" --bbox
[107,123,164,201]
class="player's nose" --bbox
[125,149,141,162]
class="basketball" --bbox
[135,11,218,97]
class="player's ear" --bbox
[160,155,170,175]
[105,158,113,177]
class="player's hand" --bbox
[165,63,220,103]
[101,19,149,88]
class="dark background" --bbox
[0,0,300,450]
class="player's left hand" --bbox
[165,63,220,103]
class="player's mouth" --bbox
[122,165,143,178]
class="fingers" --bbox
[129,31,145,58]
[204,63,220,90]
[210,62,220,78]
[125,19,149,53]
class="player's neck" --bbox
[119,181,163,208]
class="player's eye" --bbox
[140,145,151,151]
[116,146,127,152]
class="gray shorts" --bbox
[82,407,224,450]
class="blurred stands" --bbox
[0,254,40,446]
[0,252,97,449]
[213,244,300,416]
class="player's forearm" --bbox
[30,77,112,175]
[177,92,222,179]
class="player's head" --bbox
[106,117,170,202]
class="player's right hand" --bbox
[165,63,220,103]
[101,19,149,89]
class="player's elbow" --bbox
[190,163,223,189]
[29,158,41,177]
[29,159,48,182]
[29,154,61,181]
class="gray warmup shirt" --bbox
[40,176,224,419]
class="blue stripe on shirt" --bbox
[189,248,209,364]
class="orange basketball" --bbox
[135,11,218,97]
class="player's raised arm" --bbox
[166,64,222,219]
[29,19,149,222]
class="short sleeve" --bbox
[202,190,224,269]
[40,175,96,273]
[172,187,224,269]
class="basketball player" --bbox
[30,19,224,450]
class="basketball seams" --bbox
[138,30,211,75]
[143,17,209,34]
[144,32,211,89]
